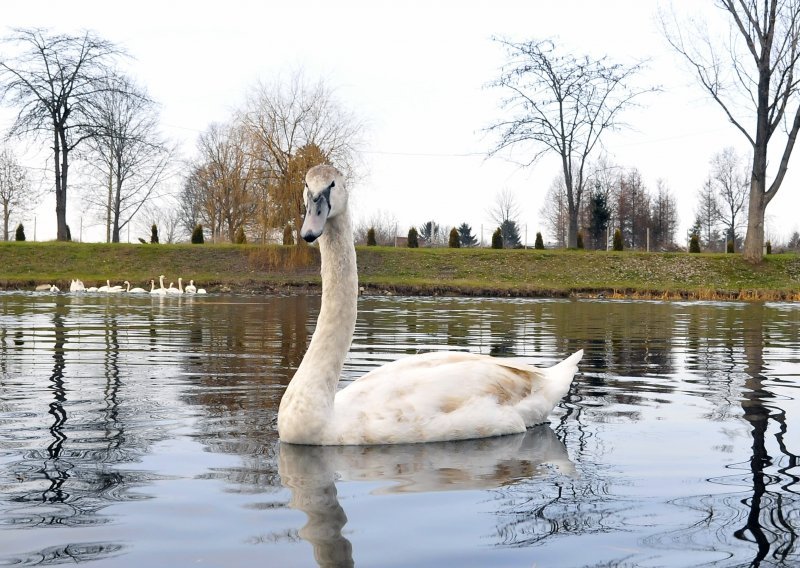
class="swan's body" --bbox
[69,279,85,292]
[152,275,168,296]
[49,284,60,293]
[277,165,582,446]
[125,280,147,293]
[167,277,183,294]
[184,280,197,294]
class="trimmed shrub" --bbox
[689,233,701,253]
[191,224,204,244]
[534,232,544,250]
[150,224,159,244]
[448,227,460,248]
[407,227,419,248]
[727,240,735,253]
[367,227,377,246]
[491,228,503,249]
[612,229,623,251]
[234,226,247,244]
[766,240,772,255]
[576,231,584,249]
[283,224,294,245]
[15,223,25,241]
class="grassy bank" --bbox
[2,241,800,300]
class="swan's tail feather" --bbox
[549,349,583,373]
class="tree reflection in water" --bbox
[0,295,181,564]
[1,294,799,566]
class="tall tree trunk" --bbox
[111,175,122,243]
[2,203,9,241]
[743,180,767,262]
[55,128,69,241]
[567,213,579,248]
[106,149,113,243]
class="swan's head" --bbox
[300,164,346,243]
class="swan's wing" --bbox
[333,352,558,443]
[350,351,541,385]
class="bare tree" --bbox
[355,209,399,245]
[488,38,653,247]
[188,122,259,243]
[650,179,679,250]
[540,175,569,247]
[81,75,175,243]
[613,169,651,250]
[136,199,182,244]
[710,146,749,251]
[695,178,722,250]
[663,2,800,262]
[240,71,363,242]
[487,187,523,248]
[0,147,34,240]
[0,28,127,240]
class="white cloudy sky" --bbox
[3,0,799,244]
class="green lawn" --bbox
[2,241,799,300]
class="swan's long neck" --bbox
[279,211,357,444]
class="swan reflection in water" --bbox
[279,424,574,567]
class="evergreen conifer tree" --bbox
[191,224,204,244]
[613,228,624,251]
[491,228,503,249]
[407,227,419,248]
[448,227,460,248]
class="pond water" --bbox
[0,292,798,567]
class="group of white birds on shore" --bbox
[42,275,206,295]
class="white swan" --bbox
[152,275,168,296]
[184,280,197,294]
[166,277,183,295]
[277,165,583,445]
[125,280,147,293]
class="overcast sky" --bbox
[3,0,799,244]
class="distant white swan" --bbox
[49,284,60,293]
[277,165,583,445]
[184,280,197,294]
[166,277,184,295]
[152,275,168,296]
[125,280,147,293]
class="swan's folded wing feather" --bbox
[340,352,546,408]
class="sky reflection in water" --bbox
[0,293,798,567]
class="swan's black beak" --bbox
[300,183,333,242]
